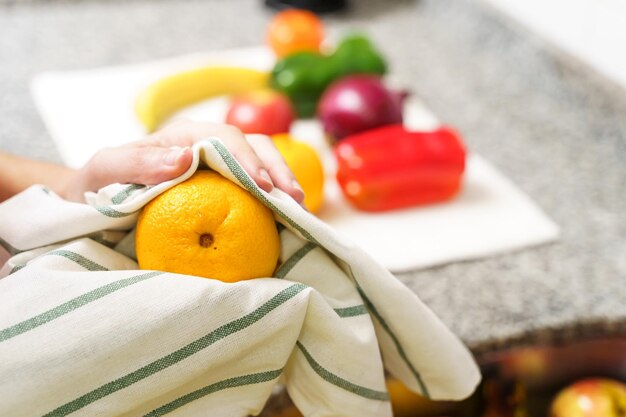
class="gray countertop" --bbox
[1,0,625,356]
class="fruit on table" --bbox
[272,134,325,213]
[265,379,458,417]
[331,34,388,78]
[225,89,295,135]
[334,124,466,212]
[135,66,269,132]
[269,405,304,417]
[318,74,405,141]
[270,34,387,118]
[550,378,626,417]
[266,8,324,58]
[136,170,280,282]
[270,51,325,117]
[386,378,458,417]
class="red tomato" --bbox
[266,9,324,58]
[226,90,295,135]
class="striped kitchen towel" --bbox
[0,139,480,417]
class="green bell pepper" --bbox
[331,35,387,76]
[270,34,388,118]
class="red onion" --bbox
[317,75,406,141]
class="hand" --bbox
[63,120,305,204]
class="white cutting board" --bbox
[31,46,559,272]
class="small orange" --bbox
[267,9,324,58]
[136,170,280,282]
[272,134,325,213]
[386,379,458,417]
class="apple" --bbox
[225,89,295,135]
[550,378,626,417]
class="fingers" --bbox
[219,128,275,194]
[138,120,306,201]
[137,120,273,192]
[67,120,306,206]
[127,120,305,204]
[247,134,305,204]
[75,145,193,199]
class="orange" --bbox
[386,379,458,417]
[272,134,325,213]
[270,404,303,417]
[136,170,280,282]
[266,9,324,58]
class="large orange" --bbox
[136,170,280,282]
[272,134,325,213]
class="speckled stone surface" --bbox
[1,0,624,354]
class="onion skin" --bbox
[317,75,405,142]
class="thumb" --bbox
[78,145,193,194]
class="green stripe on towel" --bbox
[111,184,144,204]
[334,304,368,318]
[0,271,162,343]
[9,264,26,275]
[43,283,307,417]
[48,250,109,271]
[143,369,283,417]
[275,242,317,279]
[95,205,134,218]
[296,341,389,401]
[211,140,318,245]
[342,265,430,397]
[356,285,430,398]
[9,249,108,276]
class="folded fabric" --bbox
[0,140,480,417]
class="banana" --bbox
[135,66,270,132]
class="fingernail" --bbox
[259,169,273,186]
[163,146,189,166]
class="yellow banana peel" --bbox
[135,66,270,132]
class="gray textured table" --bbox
[1,0,625,355]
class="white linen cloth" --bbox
[0,140,480,417]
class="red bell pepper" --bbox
[334,124,466,211]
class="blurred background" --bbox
[1,0,625,416]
